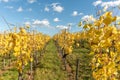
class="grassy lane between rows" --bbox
[34,40,67,80]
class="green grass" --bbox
[34,40,67,80]
[0,68,18,80]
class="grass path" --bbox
[34,40,67,80]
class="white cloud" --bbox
[79,13,83,15]
[56,25,68,29]
[81,15,96,22]
[4,6,13,9]
[17,6,23,12]
[27,0,36,3]
[72,11,83,16]
[72,11,78,16]
[53,18,60,22]
[44,3,64,13]
[0,0,9,2]
[117,16,120,20]
[25,21,31,25]
[51,3,64,13]
[93,0,120,8]
[33,19,50,27]
[28,8,32,11]
[101,0,120,7]
[0,0,17,3]
[93,0,102,6]
[44,6,49,12]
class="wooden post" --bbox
[8,53,11,66]
[18,65,24,80]
[30,54,33,80]
[18,71,23,80]
[75,58,79,80]
[3,58,6,70]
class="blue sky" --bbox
[0,0,119,36]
